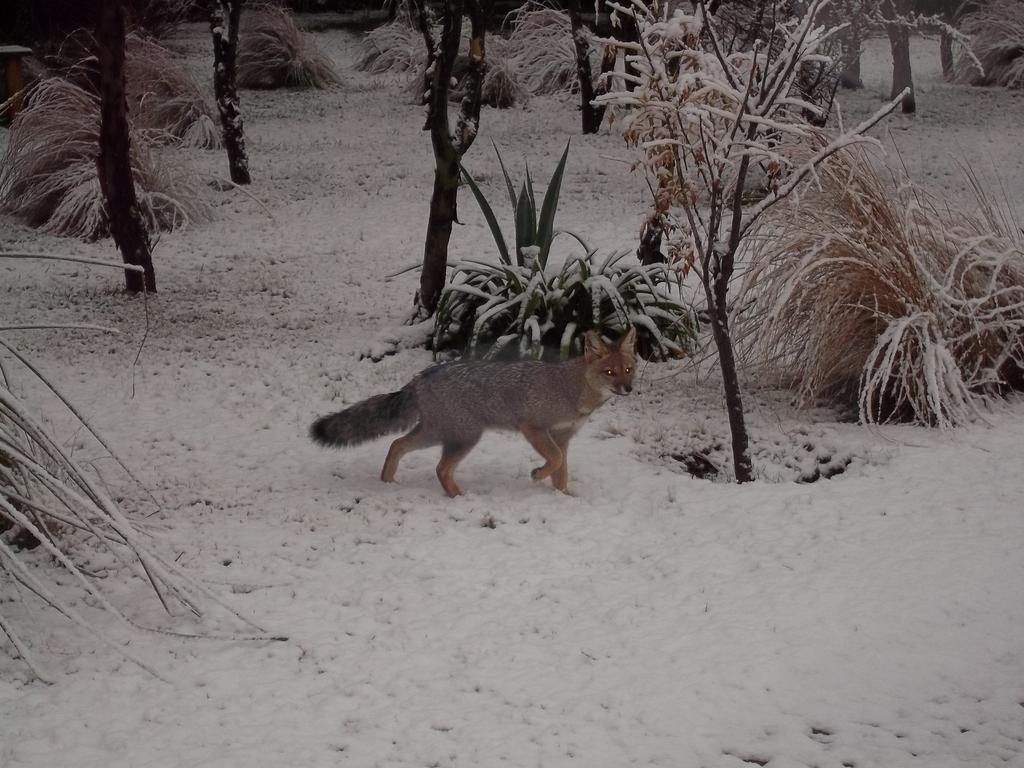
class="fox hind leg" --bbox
[381,424,433,483]
[436,435,481,498]
[521,426,563,483]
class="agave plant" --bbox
[434,143,696,360]
[434,249,696,360]
[461,140,577,270]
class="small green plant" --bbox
[433,144,696,360]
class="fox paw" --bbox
[531,467,545,482]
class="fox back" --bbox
[409,330,636,442]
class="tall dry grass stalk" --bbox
[740,147,1024,428]
[0,78,209,240]
[954,0,1024,89]
[127,34,221,148]
[237,4,341,89]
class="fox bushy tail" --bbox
[310,388,418,447]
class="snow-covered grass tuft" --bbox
[954,0,1024,89]
[502,2,586,96]
[357,6,573,104]
[0,255,267,682]
[355,18,424,78]
[127,34,221,148]
[481,53,530,108]
[0,78,210,240]
[741,147,1024,428]
[237,4,342,90]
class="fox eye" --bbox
[624,367,631,374]
[605,369,615,376]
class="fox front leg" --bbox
[520,426,564,484]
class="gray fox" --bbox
[310,328,637,496]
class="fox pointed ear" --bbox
[583,331,608,360]
[618,326,637,354]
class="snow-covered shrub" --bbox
[502,1,586,96]
[741,147,1024,428]
[953,0,1024,89]
[126,33,220,148]
[237,4,341,89]
[0,78,209,239]
[433,144,695,360]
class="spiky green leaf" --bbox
[536,140,571,270]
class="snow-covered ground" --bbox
[2,26,1024,768]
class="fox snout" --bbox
[614,382,633,395]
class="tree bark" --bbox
[884,1,916,113]
[209,0,251,185]
[939,29,953,78]
[411,0,488,321]
[840,14,864,89]
[565,0,606,134]
[707,289,753,483]
[95,0,155,293]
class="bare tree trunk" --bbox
[565,0,607,134]
[884,1,916,112]
[707,286,753,483]
[702,139,757,484]
[840,13,864,89]
[411,0,488,321]
[95,0,155,293]
[209,0,251,184]
[939,29,953,78]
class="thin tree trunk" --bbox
[420,172,460,318]
[565,0,605,134]
[411,0,488,320]
[884,1,916,113]
[940,30,953,78]
[95,0,155,293]
[707,294,753,483]
[703,141,756,484]
[209,0,251,184]
[840,16,864,89]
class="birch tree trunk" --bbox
[95,0,156,293]
[209,0,252,184]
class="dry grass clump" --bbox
[355,18,424,77]
[480,53,530,108]
[127,34,221,148]
[741,147,1024,428]
[954,0,1024,88]
[237,4,341,89]
[356,5,575,106]
[0,78,210,239]
[502,2,586,96]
